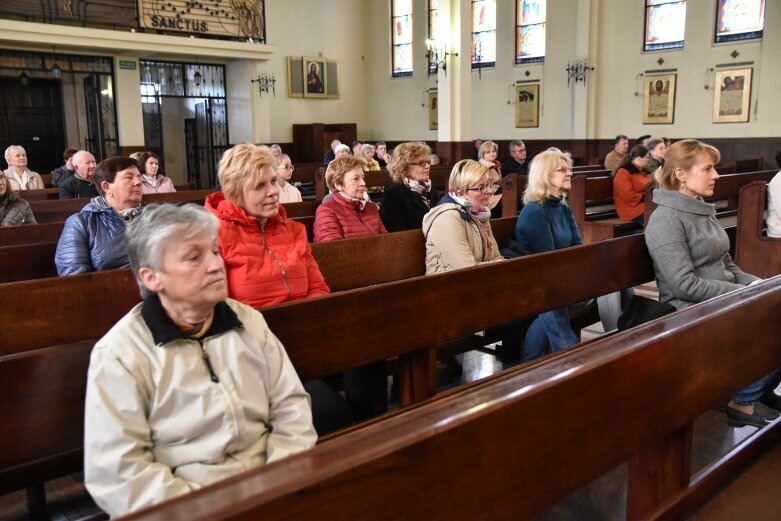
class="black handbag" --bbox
[617,296,675,331]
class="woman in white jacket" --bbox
[84,203,316,518]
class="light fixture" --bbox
[51,45,62,79]
[251,72,276,98]
[194,70,202,86]
[566,59,594,88]
[18,71,29,86]
[425,39,457,76]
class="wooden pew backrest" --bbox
[734,181,781,278]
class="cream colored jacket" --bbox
[84,297,316,518]
[422,202,503,275]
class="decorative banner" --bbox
[515,83,539,128]
[643,73,676,124]
[713,68,752,123]
[138,0,265,40]
[428,90,438,131]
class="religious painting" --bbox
[642,73,676,124]
[302,57,327,99]
[287,57,303,98]
[713,68,752,123]
[326,60,339,99]
[428,89,438,131]
[514,83,539,128]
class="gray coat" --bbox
[645,189,758,310]
[0,195,36,226]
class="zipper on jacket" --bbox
[198,339,220,383]
[260,220,291,298]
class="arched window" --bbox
[644,0,686,52]
[392,0,414,78]
[471,0,496,69]
[515,0,546,64]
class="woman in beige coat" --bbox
[422,159,503,274]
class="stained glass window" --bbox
[472,0,496,69]
[516,1,546,64]
[428,0,439,75]
[644,0,686,52]
[392,0,413,78]
[715,0,765,43]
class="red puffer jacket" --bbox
[205,192,330,308]
[313,194,387,242]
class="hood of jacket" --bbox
[651,189,715,217]
[422,200,466,238]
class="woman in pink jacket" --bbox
[313,156,387,242]
[137,151,176,194]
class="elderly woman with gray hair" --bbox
[83,203,316,518]
[3,145,44,191]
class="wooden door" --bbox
[0,77,65,174]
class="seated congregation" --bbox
[3,136,781,519]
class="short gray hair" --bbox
[509,139,525,151]
[360,144,375,155]
[125,203,220,298]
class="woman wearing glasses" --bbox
[275,154,302,203]
[380,142,442,232]
[514,148,581,362]
[422,159,503,274]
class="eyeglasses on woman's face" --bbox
[277,164,295,172]
[465,182,495,194]
[410,159,432,168]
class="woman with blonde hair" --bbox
[477,140,502,217]
[646,139,781,428]
[514,148,581,361]
[379,141,441,232]
[422,159,503,274]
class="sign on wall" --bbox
[138,0,265,40]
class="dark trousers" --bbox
[343,361,389,421]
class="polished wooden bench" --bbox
[734,181,781,279]
[122,277,781,521]
[0,232,656,511]
[569,175,642,243]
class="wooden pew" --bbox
[734,181,781,279]
[0,233,657,508]
[18,188,60,200]
[122,277,781,521]
[0,221,65,246]
[568,175,642,243]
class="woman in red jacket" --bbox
[314,156,387,242]
[205,144,329,308]
[613,144,653,224]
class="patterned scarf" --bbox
[337,191,367,211]
[448,193,494,261]
[93,196,143,224]
[403,177,433,208]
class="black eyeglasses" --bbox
[465,183,495,194]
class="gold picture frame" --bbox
[642,73,676,124]
[713,68,752,123]
[287,57,303,98]
[515,84,539,128]
[302,56,327,98]
[428,90,438,130]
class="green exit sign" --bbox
[119,60,137,70]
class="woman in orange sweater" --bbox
[613,145,653,224]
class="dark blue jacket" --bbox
[514,195,582,254]
[55,197,131,276]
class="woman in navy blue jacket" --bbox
[514,148,581,362]
[55,156,144,275]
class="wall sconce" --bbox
[18,71,29,86]
[251,72,276,97]
[566,59,594,88]
[425,39,457,76]
[193,70,202,86]
[50,46,62,79]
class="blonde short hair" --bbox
[523,148,573,205]
[387,142,431,183]
[655,139,721,191]
[218,144,277,206]
[4,145,25,164]
[448,159,490,193]
[325,156,366,191]
[478,140,498,160]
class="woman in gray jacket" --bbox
[645,139,781,428]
